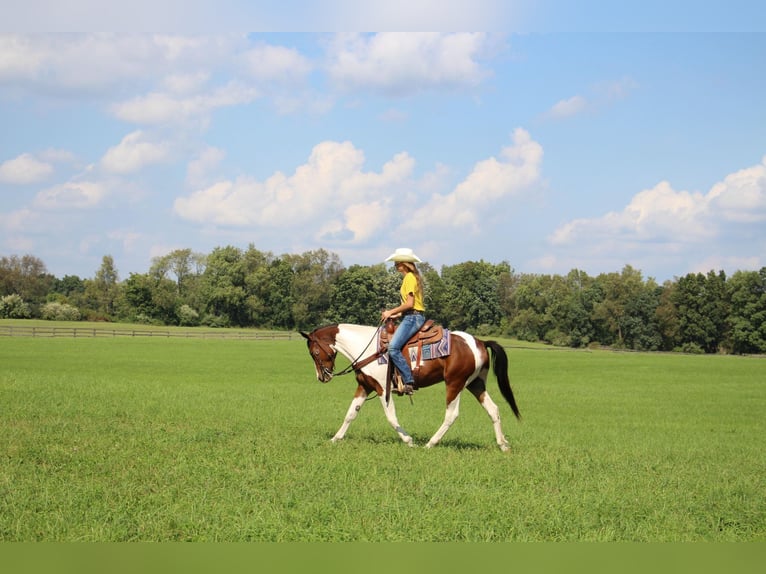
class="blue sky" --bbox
[2,3,765,282]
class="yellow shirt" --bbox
[400,272,425,311]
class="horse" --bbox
[300,323,521,451]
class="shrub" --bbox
[202,313,230,328]
[41,302,81,321]
[177,304,200,327]
[677,342,705,354]
[0,294,31,319]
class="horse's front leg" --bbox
[332,386,368,442]
[378,395,414,447]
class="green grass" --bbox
[1,328,764,541]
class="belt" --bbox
[402,309,424,316]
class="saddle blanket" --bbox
[378,329,451,367]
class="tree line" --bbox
[2,247,765,354]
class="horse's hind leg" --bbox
[467,378,511,452]
[425,393,461,449]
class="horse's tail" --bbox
[483,340,521,420]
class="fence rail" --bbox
[0,324,297,340]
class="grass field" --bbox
[1,321,764,541]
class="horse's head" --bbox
[300,326,339,383]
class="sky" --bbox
[2,2,766,283]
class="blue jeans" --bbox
[388,313,425,384]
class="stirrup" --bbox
[394,372,405,396]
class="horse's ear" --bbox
[300,331,310,340]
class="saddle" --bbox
[379,318,444,350]
[378,318,448,400]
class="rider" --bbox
[380,248,426,396]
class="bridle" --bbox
[306,325,383,379]
[307,335,339,380]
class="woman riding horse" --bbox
[380,248,426,396]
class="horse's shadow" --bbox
[326,432,486,451]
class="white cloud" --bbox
[162,71,210,95]
[549,95,587,119]
[0,153,53,184]
[186,146,226,187]
[33,181,107,209]
[241,43,312,85]
[707,156,766,223]
[551,156,766,248]
[101,130,173,174]
[546,77,637,120]
[110,82,260,125]
[173,140,414,243]
[546,156,766,277]
[0,207,40,232]
[326,32,496,96]
[550,181,712,246]
[406,128,543,231]
[107,229,143,253]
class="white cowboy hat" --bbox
[385,247,422,263]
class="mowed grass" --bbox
[1,330,764,541]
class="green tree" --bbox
[0,254,54,315]
[655,280,680,351]
[591,265,651,348]
[560,269,598,347]
[201,246,247,326]
[242,246,279,327]
[674,270,729,353]
[507,273,552,342]
[726,268,766,354]
[328,264,392,324]
[121,272,178,324]
[287,249,343,330]
[438,260,509,331]
[150,248,206,302]
[82,255,120,320]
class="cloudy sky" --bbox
[2,2,765,282]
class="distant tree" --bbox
[674,270,729,353]
[0,254,54,314]
[655,280,680,351]
[328,264,389,324]
[438,260,509,331]
[508,273,552,342]
[591,265,650,347]
[150,248,206,302]
[82,255,120,320]
[287,249,343,330]
[51,275,85,298]
[200,246,247,326]
[726,268,766,354]
[121,272,178,324]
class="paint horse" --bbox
[300,323,521,451]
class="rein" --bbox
[332,324,383,377]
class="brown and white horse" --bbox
[300,323,521,451]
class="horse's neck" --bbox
[334,324,378,361]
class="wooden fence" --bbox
[0,324,297,340]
